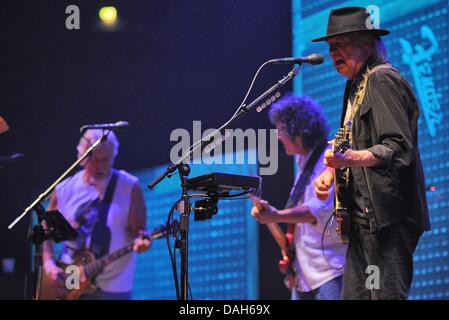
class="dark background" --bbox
[0,0,293,299]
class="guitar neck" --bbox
[250,195,289,252]
[266,223,288,252]
[84,243,134,278]
[83,229,166,278]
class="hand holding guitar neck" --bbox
[133,230,152,253]
[250,196,266,211]
[250,197,279,224]
[250,195,270,212]
[249,194,296,290]
[250,195,287,249]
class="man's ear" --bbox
[294,136,304,150]
[361,38,374,54]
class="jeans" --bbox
[291,276,343,300]
[341,220,423,300]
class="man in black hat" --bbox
[313,7,430,299]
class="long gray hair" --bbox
[77,129,120,160]
[347,31,389,63]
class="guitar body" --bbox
[40,223,171,300]
[62,251,98,300]
[41,250,98,300]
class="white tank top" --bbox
[55,169,138,293]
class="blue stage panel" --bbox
[131,151,258,299]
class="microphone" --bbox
[0,153,25,164]
[80,121,129,133]
[270,54,324,65]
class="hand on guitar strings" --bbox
[44,259,66,291]
[44,259,86,295]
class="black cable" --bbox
[178,61,275,167]
[168,200,194,300]
[166,199,181,300]
[217,190,252,198]
[190,190,253,201]
[218,192,254,201]
[321,212,345,270]
[173,224,194,300]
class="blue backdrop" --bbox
[132,150,259,299]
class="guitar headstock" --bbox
[333,121,352,153]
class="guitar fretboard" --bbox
[84,243,134,278]
[82,230,167,278]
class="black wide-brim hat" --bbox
[311,6,390,42]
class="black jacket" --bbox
[341,58,430,232]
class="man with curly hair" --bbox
[251,94,347,300]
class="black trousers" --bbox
[341,219,423,300]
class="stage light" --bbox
[99,6,117,26]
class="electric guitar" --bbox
[41,222,176,300]
[332,122,352,244]
[250,195,296,289]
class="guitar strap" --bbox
[90,169,119,259]
[285,141,327,210]
[347,63,395,144]
[346,63,396,226]
[282,141,327,286]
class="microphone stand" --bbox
[148,64,300,300]
[7,131,110,300]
